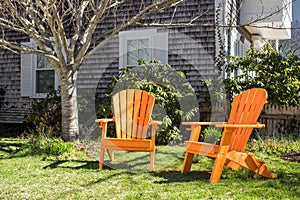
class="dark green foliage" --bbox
[23,88,71,156]
[0,88,6,109]
[225,44,300,106]
[26,87,62,137]
[202,127,222,144]
[96,60,199,145]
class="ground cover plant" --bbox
[0,137,299,199]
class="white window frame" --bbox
[119,29,168,68]
[21,39,59,98]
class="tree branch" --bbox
[74,0,110,70]
[0,38,58,61]
[83,0,185,71]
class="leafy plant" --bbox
[202,127,222,144]
[25,87,62,137]
[30,135,74,156]
[224,44,300,106]
[0,88,6,109]
[96,60,199,145]
[246,133,300,155]
[22,88,78,157]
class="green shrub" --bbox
[202,127,222,144]
[225,44,300,106]
[25,87,62,137]
[0,88,6,109]
[22,87,80,157]
[31,135,73,156]
[96,60,199,145]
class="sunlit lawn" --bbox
[0,138,299,199]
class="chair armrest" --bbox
[182,121,265,142]
[182,122,227,126]
[216,123,265,129]
[95,118,114,123]
[95,118,114,138]
[182,122,227,132]
[149,120,162,141]
[182,122,226,141]
[151,120,162,125]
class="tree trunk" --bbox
[60,71,79,142]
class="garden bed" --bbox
[281,150,300,163]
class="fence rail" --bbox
[259,105,300,138]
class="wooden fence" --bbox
[199,102,300,138]
[259,105,300,138]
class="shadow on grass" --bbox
[43,160,99,170]
[43,158,153,172]
[101,150,185,172]
[41,148,183,171]
[152,170,211,183]
[42,156,300,190]
[0,138,30,158]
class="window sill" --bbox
[32,93,48,99]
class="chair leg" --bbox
[150,150,155,171]
[182,152,195,173]
[106,149,114,161]
[246,154,275,178]
[99,148,105,169]
[210,146,229,183]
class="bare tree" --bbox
[0,0,293,142]
[280,20,300,57]
[0,0,186,141]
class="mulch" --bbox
[280,150,300,163]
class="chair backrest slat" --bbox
[229,90,254,150]
[113,92,122,138]
[141,92,155,138]
[228,88,267,151]
[132,90,142,139]
[121,90,129,139]
[112,89,155,139]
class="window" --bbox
[36,55,55,93]
[234,39,246,57]
[119,29,168,68]
[127,39,149,66]
[21,39,59,98]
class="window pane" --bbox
[37,55,52,69]
[139,39,149,62]
[127,40,139,66]
[36,70,55,93]
[127,39,149,66]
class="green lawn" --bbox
[0,138,299,199]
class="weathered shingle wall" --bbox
[0,34,32,123]
[0,0,218,123]
[78,0,217,101]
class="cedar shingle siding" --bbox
[0,0,217,123]
[0,34,31,123]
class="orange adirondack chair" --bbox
[95,89,160,171]
[182,88,275,183]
